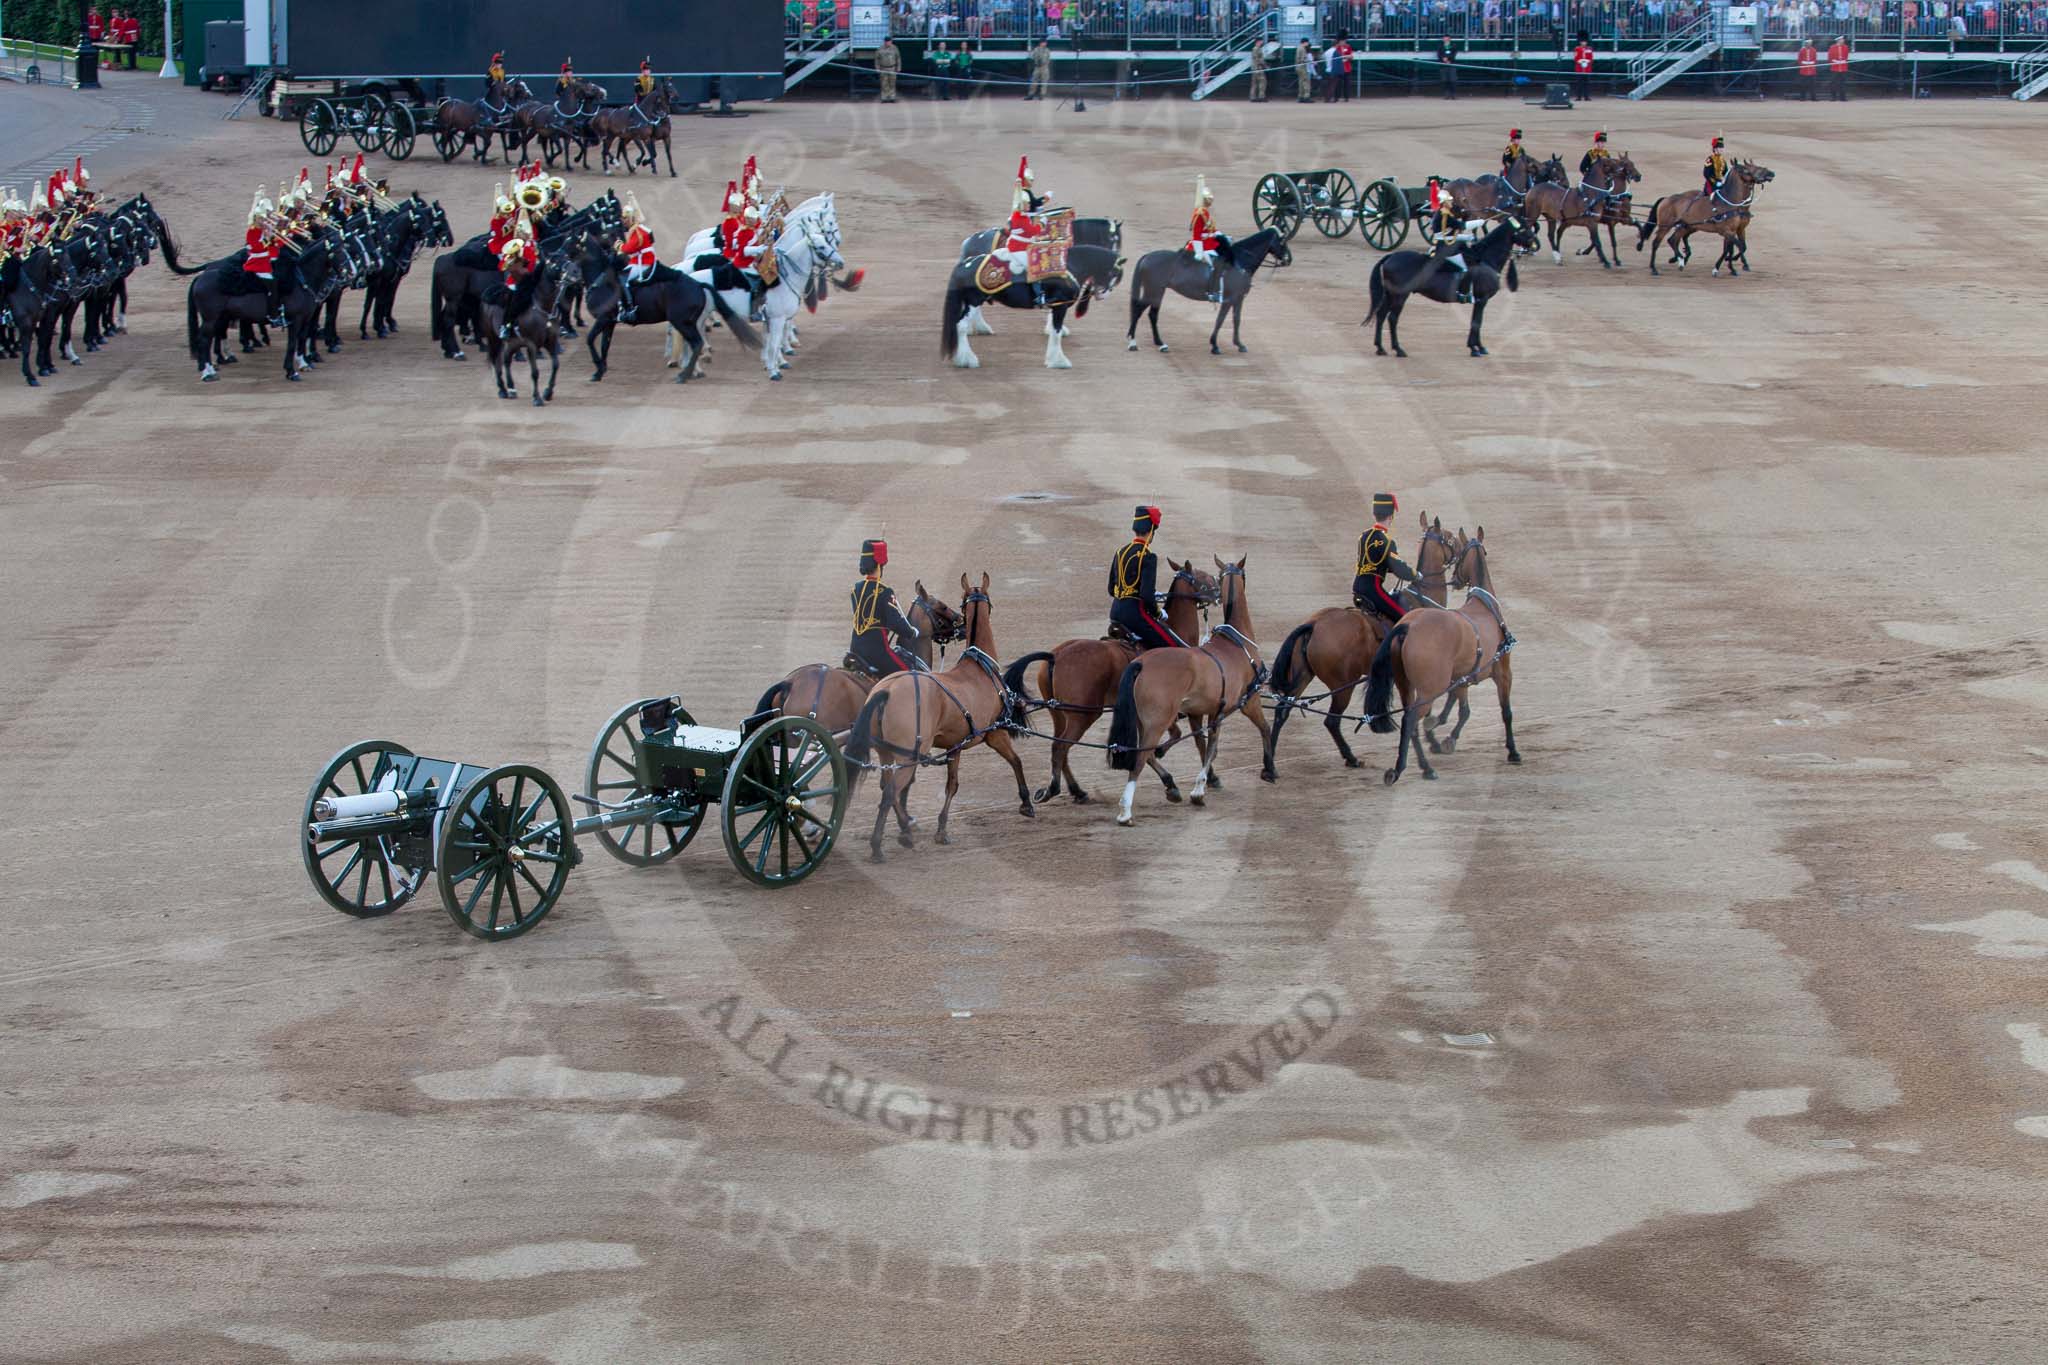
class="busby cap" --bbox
[1372,492,1398,518]
[1593,129,1608,142]
[491,51,503,63]
[860,538,888,572]
[1508,127,1522,139]
[561,57,573,72]
[1711,134,1725,148]
[1132,505,1162,535]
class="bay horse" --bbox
[1524,153,1633,268]
[1637,160,1775,278]
[592,82,678,177]
[1572,151,1641,264]
[1105,557,1270,827]
[1447,151,1564,221]
[1124,226,1292,355]
[482,255,566,405]
[1261,515,1456,781]
[1001,560,1219,805]
[1363,525,1520,785]
[752,585,964,738]
[433,79,532,164]
[1364,216,1537,358]
[516,79,606,167]
[941,243,1121,370]
[843,574,1037,861]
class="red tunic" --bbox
[1828,41,1850,73]
[1573,43,1595,74]
[1798,44,1817,75]
[87,11,103,41]
[1006,207,1040,255]
[503,239,538,286]
[1186,206,1218,254]
[622,223,657,272]
[722,218,753,267]
[244,225,276,275]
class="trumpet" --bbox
[515,180,549,212]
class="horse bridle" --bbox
[912,587,964,651]
[1449,537,1489,591]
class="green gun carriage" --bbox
[298,93,420,162]
[1250,170,1429,251]
[299,698,850,942]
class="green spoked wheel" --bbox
[301,739,421,918]
[349,95,390,152]
[300,98,339,157]
[720,716,848,888]
[1309,170,1359,238]
[436,764,575,941]
[584,696,706,867]
[432,126,462,162]
[1251,173,1305,241]
[1358,179,1411,251]
[383,103,417,161]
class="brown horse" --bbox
[1572,151,1642,265]
[591,82,678,177]
[1448,152,1564,222]
[1638,160,1774,278]
[1105,557,1270,826]
[432,79,533,164]
[751,583,963,738]
[1525,153,1634,268]
[1261,514,1457,781]
[482,254,565,405]
[1362,526,1520,785]
[1001,560,1219,805]
[843,574,1036,861]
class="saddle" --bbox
[842,650,880,680]
[973,254,1011,295]
[1103,623,1146,647]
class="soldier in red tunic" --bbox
[616,193,683,322]
[1185,175,1225,302]
[1572,33,1595,101]
[997,155,1042,285]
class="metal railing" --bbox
[1627,8,1713,83]
[0,35,76,85]
[1188,10,1278,87]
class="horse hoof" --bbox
[1235,344,1247,353]
[869,849,886,864]
[1345,756,1361,769]
[935,831,951,845]
[897,831,915,850]
[1422,770,1439,781]
[287,373,301,382]
[1383,769,1399,786]
[1260,770,1277,784]
[1164,787,1183,805]
[1033,786,1058,804]
[1126,339,1137,351]
[1189,794,1206,808]
[770,372,781,381]
[1374,346,1387,356]
[26,376,39,387]
[1507,751,1523,765]
[1019,802,1035,818]
[1210,345,1220,356]
[1158,344,1170,354]
[1116,813,1134,828]
[1071,790,1090,805]
[1441,740,1457,755]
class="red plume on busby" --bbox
[1508,127,1522,139]
[860,539,888,575]
[1132,505,1162,536]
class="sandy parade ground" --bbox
[3,68,2048,1363]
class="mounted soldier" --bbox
[1109,506,1184,651]
[1702,134,1730,198]
[1353,492,1417,623]
[1501,127,1524,175]
[485,50,507,98]
[492,220,540,339]
[995,155,1043,287]
[1425,178,1477,304]
[1184,175,1226,303]
[616,193,684,322]
[556,56,576,97]
[636,57,656,97]
[849,539,922,678]
[1578,128,1611,176]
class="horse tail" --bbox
[752,679,792,719]
[941,283,969,359]
[185,277,202,363]
[1364,259,1385,325]
[429,265,446,341]
[844,688,889,770]
[1003,651,1054,706]
[1364,624,1408,735]
[1636,198,1662,248]
[1107,661,1144,772]
[1506,257,1520,293]
[1271,622,1315,696]
[710,286,761,351]
[159,224,204,277]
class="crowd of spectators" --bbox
[790,0,2048,40]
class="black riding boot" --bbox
[1206,263,1224,303]
[748,281,766,323]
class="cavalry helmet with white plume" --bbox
[1195,174,1213,206]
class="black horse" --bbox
[577,239,759,385]
[1364,217,1537,359]
[188,235,336,382]
[940,243,1121,371]
[1125,226,1292,355]
[482,257,566,405]
[4,246,76,386]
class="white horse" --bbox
[669,193,850,381]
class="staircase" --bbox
[2014,42,2048,100]
[1189,15,1272,101]
[222,70,274,119]
[1626,14,1718,99]
[783,33,848,92]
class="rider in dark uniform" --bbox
[1108,506,1183,650]
[1502,127,1524,174]
[1352,492,1416,624]
[485,52,506,99]
[1702,134,1729,197]
[849,539,919,677]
